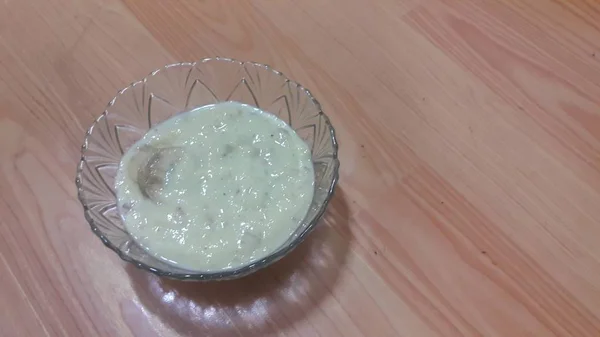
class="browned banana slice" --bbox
[128,145,185,203]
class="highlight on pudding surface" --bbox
[115,102,315,271]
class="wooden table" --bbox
[2,0,600,336]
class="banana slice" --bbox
[128,145,185,203]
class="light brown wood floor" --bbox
[2,0,600,336]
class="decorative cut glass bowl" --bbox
[75,58,339,281]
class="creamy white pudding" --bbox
[115,102,314,271]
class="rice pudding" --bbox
[115,102,314,271]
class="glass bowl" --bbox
[75,58,339,281]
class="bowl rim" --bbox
[75,57,340,281]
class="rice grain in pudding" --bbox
[115,102,314,271]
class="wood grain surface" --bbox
[1,0,600,336]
